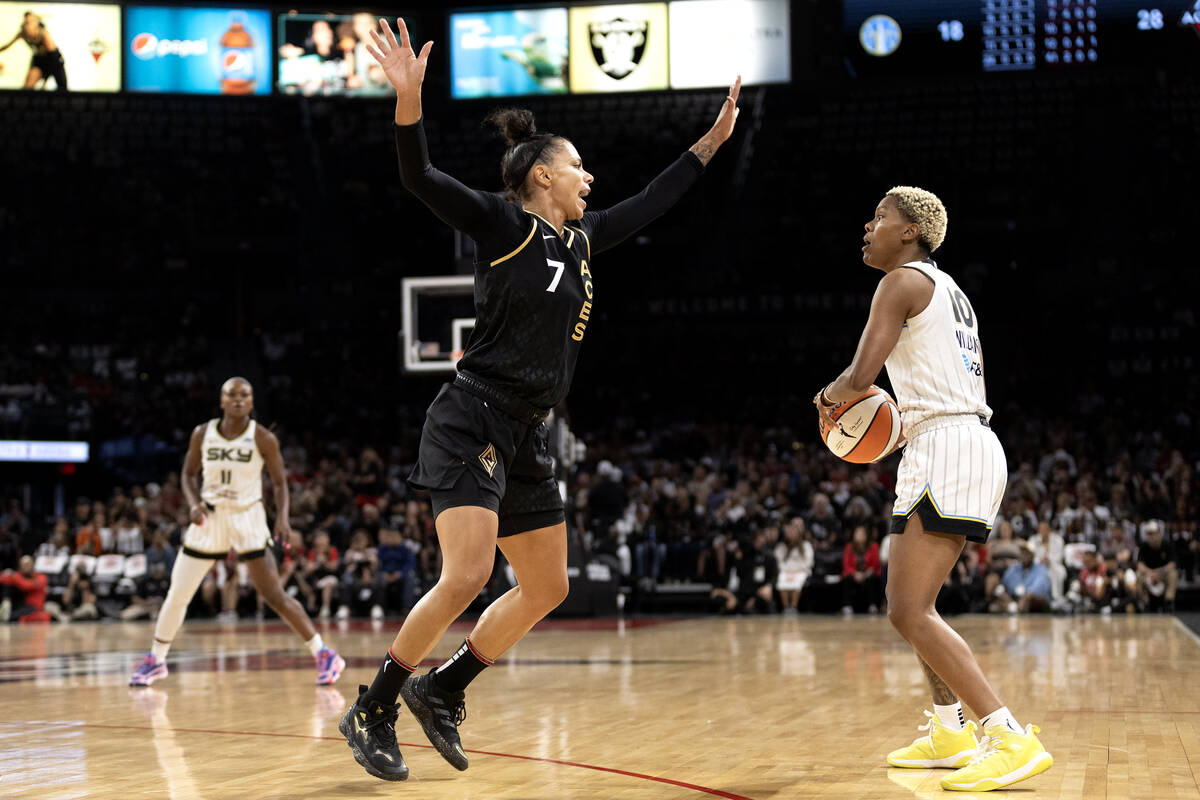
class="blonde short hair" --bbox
[886,186,947,253]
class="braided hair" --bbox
[485,108,563,203]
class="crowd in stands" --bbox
[2,407,1195,623]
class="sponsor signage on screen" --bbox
[125,6,271,94]
[277,11,407,96]
[0,440,89,463]
[668,0,790,88]
[449,8,567,98]
[0,2,121,91]
[568,3,667,93]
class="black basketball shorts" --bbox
[408,383,565,538]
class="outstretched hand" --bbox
[365,18,433,101]
[708,75,742,144]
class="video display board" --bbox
[567,3,668,93]
[277,11,406,96]
[449,8,567,98]
[0,2,121,91]
[668,0,790,89]
[844,0,1200,76]
[125,5,271,94]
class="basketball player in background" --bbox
[129,377,345,688]
[336,18,739,782]
[815,188,1052,791]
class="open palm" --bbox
[365,17,433,97]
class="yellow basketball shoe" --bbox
[887,710,979,769]
[940,724,1053,792]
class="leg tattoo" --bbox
[920,657,958,704]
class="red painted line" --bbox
[86,722,754,800]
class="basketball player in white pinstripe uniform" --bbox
[129,377,345,688]
[816,188,1052,792]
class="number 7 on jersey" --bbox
[546,259,565,292]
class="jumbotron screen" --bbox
[0,2,121,91]
[843,0,1200,76]
[277,11,410,96]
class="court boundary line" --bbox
[1172,616,1200,650]
[85,723,756,800]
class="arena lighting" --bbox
[0,440,90,463]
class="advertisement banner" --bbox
[278,11,407,96]
[568,3,667,93]
[449,8,567,99]
[668,0,790,89]
[125,6,271,95]
[0,2,120,91]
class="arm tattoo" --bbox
[920,658,958,705]
[689,138,716,166]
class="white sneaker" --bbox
[335,605,351,621]
[0,597,11,622]
[318,606,331,620]
[216,611,238,622]
[370,604,384,621]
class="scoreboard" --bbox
[844,0,1200,75]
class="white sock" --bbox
[933,702,966,731]
[305,634,325,657]
[980,706,1022,733]
[151,641,170,662]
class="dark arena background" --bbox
[2,2,1199,798]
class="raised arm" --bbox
[587,77,741,255]
[0,31,20,52]
[368,18,512,243]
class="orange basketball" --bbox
[820,385,903,463]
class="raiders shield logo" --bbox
[588,18,647,79]
[478,443,498,478]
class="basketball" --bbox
[820,385,902,463]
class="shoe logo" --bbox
[478,443,498,477]
[454,744,465,757]
[375,749,394,763]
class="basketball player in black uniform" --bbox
[338,18,740,781]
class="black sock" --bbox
[431,638,494,693]
[361,648,415,706]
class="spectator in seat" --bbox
[375,527,417,615]
[710,529,777,614]
[1075,550,1109,612]
[994,542,1051,613]
[60,560,99,620]
[338,529,380,620]
[120,560,171,621]
[841,524,882,615]
[304,530,341,619]
[1029,521,1067,611]
[36,519,71,559]
[1,555,49,623]
[775,517,813,614]
[1136,520,1177,612]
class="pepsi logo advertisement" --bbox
[125,6,270,94]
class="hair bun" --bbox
[485,108,538,147]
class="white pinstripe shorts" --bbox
[182,502,272,559]
[890,416,1008,543]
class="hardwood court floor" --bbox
[1,613,1198,799]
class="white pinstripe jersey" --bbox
[199,419,264,509]
[884,260,992,431]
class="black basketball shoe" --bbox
[339,685,409,781]
[400,671,469,770]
